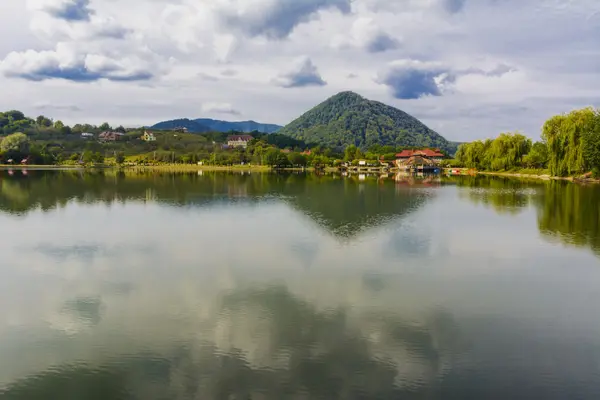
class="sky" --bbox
[0,0,599,142]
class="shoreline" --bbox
[1,164,598,184]
[477,171,599,184]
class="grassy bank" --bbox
[0,164,83,169]
[477,169,600,183]
[122,164,272,172]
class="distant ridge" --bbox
[150,118,281,133]
[278,91,457,153]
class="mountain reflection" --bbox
[1,285,463,400]
[0,170,432,240]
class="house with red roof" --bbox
[395,148,445,168]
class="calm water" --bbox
[1,170,600,400]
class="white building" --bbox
[227,135,253,149]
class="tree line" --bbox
[0,109,444,167]
[451,107,600,177]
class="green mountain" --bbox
[150,118,211,133]
[150,118,281,134]
[194,119,281,133]
[278,91,457,152]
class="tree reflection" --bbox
[444,175,539,215]
[0,170,430,240]
[536,181,600,256]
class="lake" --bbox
[0,170,599,399]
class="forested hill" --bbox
[150,119,211,133]
[278,91,457,153]
[151,118,281,133]
[195,119,281,134]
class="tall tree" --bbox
[37,115,53,127]
[542,108,595,176]
[0,132,29,153]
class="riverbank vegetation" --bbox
[448,108,600,178]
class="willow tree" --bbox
[542,108,598,176]
[486,132,531,171]
[456,140,488,169]
[581,110,600,176]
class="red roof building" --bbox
[395,149,445,159]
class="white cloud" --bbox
[0,0,598,141]
[0,42,163,82]
[332,17,400,53]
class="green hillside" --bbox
[279,91,457,152]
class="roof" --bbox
[396,149,444,158]
[227,135,253,141]
[398,155,436,166]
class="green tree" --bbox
[5,110,25,122]
[581,111,600,177]
[542,108,595,176]
[0,113,9,128]
[54,120,65,130]
[0,132,29,153]
[82,150,94,164]
[265,148,282,166]
[288,152,308,167]
[115,152,125,164]
[99,122,111,131]
[523,142,549,169]
[37,115,53,127]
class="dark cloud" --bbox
[5,62,153,83]
[34,103,82,112]
[220,0,351,39]
[377,61,447,99]
[366,33,401,53]
[45,0,94,22]
[202,102,242,116]
[441,63,517,84]
[274,57,327,88]
[460,63,516,77]
[378,61,516,99]
[94,24,129,40]
[444,0,467,14]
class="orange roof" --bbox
[396,149,444,158]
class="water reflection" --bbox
[1,171,600,399]
[447,175,540,215]
[1,284,464,399]
[0,170,432,240]
[536,181,600,256]
[2,170,600,254]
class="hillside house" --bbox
[227,135,253,149]
[99,131,124,142]
[142,131,157,142]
